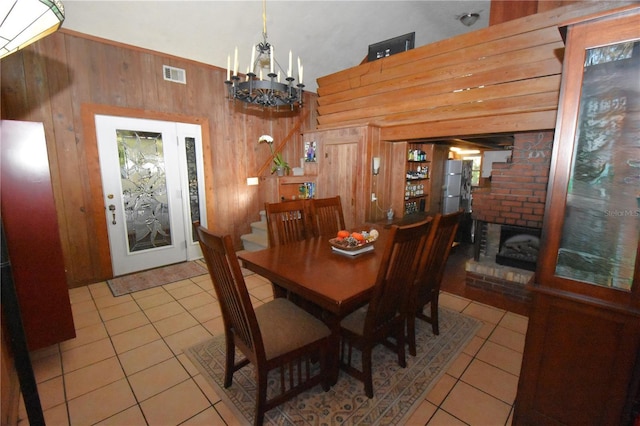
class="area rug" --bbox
[185,307,481,425]
[107,261,208,296]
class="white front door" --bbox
[95,115,207,276]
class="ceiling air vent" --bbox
[163,65,186,84]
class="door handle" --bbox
[108,204,116,225]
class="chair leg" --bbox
[223,335,235,388]
[254,369,268,426]
[406,314,417,357]
[396,322,407,368]
[431,294,440,335]
[362,345,374,398]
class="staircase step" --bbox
[250,220,268,237]
[240,232,268,252]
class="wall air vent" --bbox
[163,65,186,84]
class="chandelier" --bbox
[225,0,304,110]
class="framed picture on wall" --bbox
[305,141,317,162]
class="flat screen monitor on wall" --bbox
[367,32,415,62]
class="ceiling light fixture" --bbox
[458,12,480,27]
[0,0,65,59]
[225,0,304,110]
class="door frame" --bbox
[81,104,213,280]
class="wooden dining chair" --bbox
[194,224,331,426]
[406,211,463,356]
[264,199,313,247]
[338,219,433,398]
[309,195,346,237]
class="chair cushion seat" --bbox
[255,298,331,360]
[340,304,369,335]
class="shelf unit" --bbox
[277,176,317,201]
[404,144,431,215]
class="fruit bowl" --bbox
[328,229,379,252]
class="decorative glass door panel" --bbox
[555,40,639,291]
[118,129,173,252]
[96,115,206,276]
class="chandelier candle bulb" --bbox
[227,55,230,81]
[288,50,292,77]
[234,46,238,76]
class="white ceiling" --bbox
[61,1,490,92]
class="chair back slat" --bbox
[310,196,346,237]
[265,200,312,247]
[415,211,462,304]
[364,219,433,335]
[195,225,264,360]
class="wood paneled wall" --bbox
[0,30,317,287]
[315,2,632,141]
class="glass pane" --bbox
[555,41,640,291]
[117,129,172,252]
[184,136,201,243]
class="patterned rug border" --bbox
[107,261,208,297]
[185,307,481,425]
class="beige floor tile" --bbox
[164,325,212,355]
[426,373,457,406]
[94,405,147,425]
[181,406,227,425]
[38,376,66,410]
[201,316,225,337]
[60,322,109,352]
[67,379,136,426]
[427,408,467,425]
[134,291,175,310]
[179,292,217,311]
[192,373,222,404]
[130,286,167,300]
[249,283,275,301]
[476,340,523,377]
[61,338,115,373]
[211,400,246,426]
[87,282,113,299]
[94,293,133,309]
[177,353,200,377]
[42,403,70,426]
[461,359,519,404]
[128,358,190,402]
[64,356,124,400]
[244,274,267,290]
[70,299,98,315]
[403,399,437,425]
[31,352,62,383]
[104,311,150,336]
[499,312,529,335]
[98,300,141,322]
[438,292,472,312]
[118,339,174,376]
[462,335,485,357]
[72,309,102,330]
[111,323,161,354]
[446,351,473,379]
[475,320,498,340]
[190,273,211,285]
[140,380,211,425]
[29,344,60,361]
[144,300,187,322]
[163,278,193,291]
[154,311,199,337]
[189,302,222,323]
[463,302,506,325]
[69,286,92,304]
[167,283,204,300]
[441,381,511,426]
[489,325,526,353]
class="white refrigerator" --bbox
[443,160,473,214]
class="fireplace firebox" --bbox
[495,225,541,271]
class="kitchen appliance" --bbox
[443,160,473,214]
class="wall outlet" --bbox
[371,193,377,202]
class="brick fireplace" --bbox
[467,131,553,304]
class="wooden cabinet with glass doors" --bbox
[514,6,640,426]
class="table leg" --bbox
[321,312,341,386]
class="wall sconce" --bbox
[372,157,381,175]
[246,177,259,186]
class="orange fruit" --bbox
[351,232,365,242]
[337,230,350,239]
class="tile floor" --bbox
[19,267,527,426]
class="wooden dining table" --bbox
[237,227,389,384]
